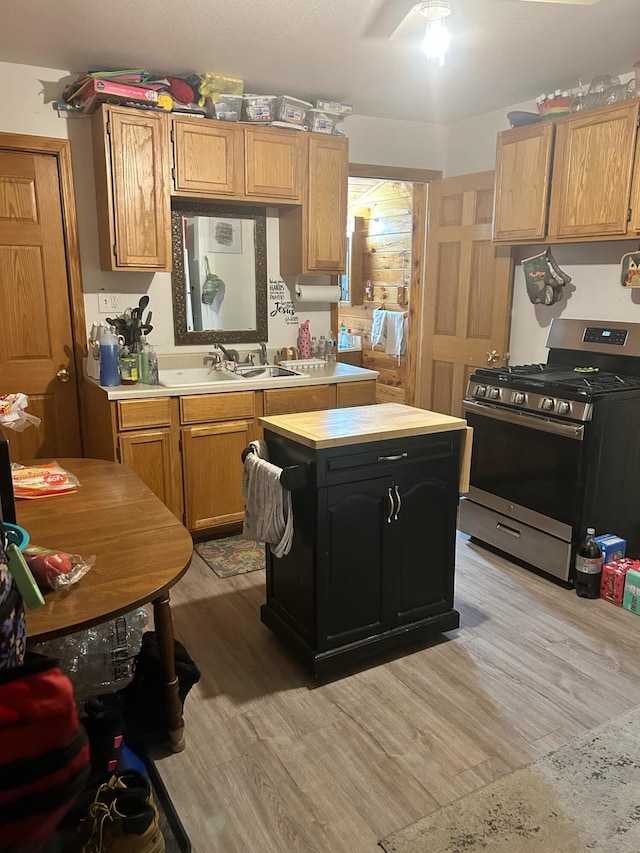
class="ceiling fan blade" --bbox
[517,0,600,5]
[364,0,418,39]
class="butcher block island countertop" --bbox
[260,402,468,449]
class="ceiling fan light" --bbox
[418,0,452,23]
[422,17,450,66]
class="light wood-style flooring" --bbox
[157,536,640,852]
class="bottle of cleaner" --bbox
[99,329,121,387]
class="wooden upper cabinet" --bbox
[244,127,303,200]
[92,106,171,271]
[279,134,349,274]
[172,118,243,196]
[307,135,348,272]
[548,101,640,238]
[630,135,640,233]
[493,122,554,242]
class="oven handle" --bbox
[463,400,585,440]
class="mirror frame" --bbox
[171,200,268,345]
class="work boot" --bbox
[79,770,157,847]
[81,791,165,853]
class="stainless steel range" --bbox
[459,318,640,581]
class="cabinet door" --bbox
[389,462,458,625]
[319,477,394,649]
[493,123,554,242]
[106,108,171,269]
[119,428,182,520]
[307,135,348,272]
[548,102,640,238]
[172,119,243,196]
[182,420,253,531]
[630,135,640,233]
[244,127,302,200]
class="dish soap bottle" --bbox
[575,528,603,599]
[99,329,121,387]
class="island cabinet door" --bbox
[388,460,459,626]
[317,476,395,650]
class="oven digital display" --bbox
[583,327,628,346]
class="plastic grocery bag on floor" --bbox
[31,607,148,701]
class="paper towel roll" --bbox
[294,284,341,303]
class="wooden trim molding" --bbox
[349,163,442,183]
[0,131,87,428]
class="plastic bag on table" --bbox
[0,393,41,432]
[11,460,79,499]
[24,545,95,590]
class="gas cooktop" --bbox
[473,364,640,397]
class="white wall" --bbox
[343,113,448,172]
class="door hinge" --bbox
[171,167,176,183]
[116,444,121,462]
[628,208,633,223]
[106,119,111,136]
[113,242,118,257]
[178,437,183,451]
[170,128,174,143]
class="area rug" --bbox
[194,535,265,578]
[380,705,640,853]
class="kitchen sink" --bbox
[234,365,305,379]
[158,367,238,387]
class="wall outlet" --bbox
[98,292,122,314]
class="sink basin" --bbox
[159,367,237,387]
[234,365,304,380]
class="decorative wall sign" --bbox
[269,277,299,325]
[208,218,242,253]
[621,251,640,288]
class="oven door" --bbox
[462,400,585,539]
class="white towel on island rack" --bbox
[385,311,407,363]
[242,440,294,558]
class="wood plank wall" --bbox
[339,180,412,404]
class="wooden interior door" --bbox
[417,171,513,417]
[0,150,82,460]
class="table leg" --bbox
[153,592,185,753]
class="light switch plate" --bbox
[98,292,122,314]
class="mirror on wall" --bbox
[171,201,268,345]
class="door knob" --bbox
[56,367,71,383]
[486,350,501,365]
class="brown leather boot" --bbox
[81,791,165,853]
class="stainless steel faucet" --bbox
[211,344,239,363]
[246,343,269,365]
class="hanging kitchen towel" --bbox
[242,444,293,558]
[371,307,388,348]
[385,312,407,363]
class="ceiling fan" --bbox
[365,0,600,39]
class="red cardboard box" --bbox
[600,558,640,606]
[73,79,159,112]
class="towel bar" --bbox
[241,445,309,491]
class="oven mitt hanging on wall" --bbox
[620,251,640,287]
[523,248,571,305]
[201,256,224,305]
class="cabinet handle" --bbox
[496,522,521,538]
[394,485,401,521]
[387,488,395,524]
[378,453,408,462]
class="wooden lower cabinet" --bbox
[118,428,182,520]
[181,419,254,531]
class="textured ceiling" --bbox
[0,0,638,122]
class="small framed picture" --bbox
[208,218,243,254]
[621,251,640,288]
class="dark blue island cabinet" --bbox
[259,403,471,677]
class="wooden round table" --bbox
[19,458,193,752]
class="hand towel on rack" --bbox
[385,311,406,363]
[242,445,294,558]
[370,307,388,348]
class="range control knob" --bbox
[488,387,500,400]
[511,392,526,405]
[541,397,555,412]
[475,385,487,397]
[556,401,571,415]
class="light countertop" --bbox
[89,361,378,400]
[260,403,468,449]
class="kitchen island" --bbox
[260,403,472,676]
